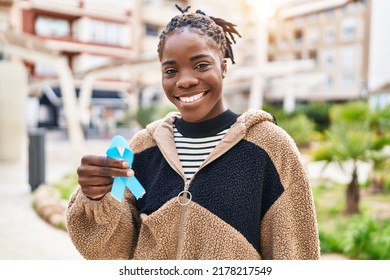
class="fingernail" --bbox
[127,170,133,177]
[122,161,129,168]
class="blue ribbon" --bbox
[106,135,146,201]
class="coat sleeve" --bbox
[66,188,140,259]
[258,123,320,260]
[65,128,155,260]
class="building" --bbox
[367,0,390,109]
[266,0,370,103]
[1,0,191,132]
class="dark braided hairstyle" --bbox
[157,5,241,64]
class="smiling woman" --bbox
[66,5,320,260]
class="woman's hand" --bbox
[77,154,134,200]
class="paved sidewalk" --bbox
[0,130,111,260]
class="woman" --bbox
[66,5,320,260]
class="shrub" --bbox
[136,103,177,128]
[319,230,344,254]
[52,173,78,200]
[277,113,316,148]
[343,216,390,260]
[296,102,332,132]
[329,101,369,123]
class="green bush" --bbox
[318,215,390,260]
[296,102,332,132]
[314,180,390,259]
[343,216,390,260]
[136,103,177,128]
[319,230,344,254]
[52,173,78,200]
[329,101,369,123]
[277,114,316,147]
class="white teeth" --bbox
[179,92,205,103]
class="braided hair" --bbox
[157,5,241,64]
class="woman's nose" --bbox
[176,71,198,88]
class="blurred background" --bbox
[0,0,390,260]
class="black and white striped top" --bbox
[174,125,228,181]
[173,109,240,182]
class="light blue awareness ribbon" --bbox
[106,135,146,201]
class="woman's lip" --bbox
[175,91,208,103]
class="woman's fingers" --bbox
[77,154,135,200]
[78,174,114,187]
[81,155,128,169]
[77,164,133,179]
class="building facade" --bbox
[266,0,370,102]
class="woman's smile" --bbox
[176,91,207,103]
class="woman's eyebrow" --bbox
[162,54,211,66]
[190,54,211,61]
[162,60,176,66]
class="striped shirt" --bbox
[172,109,240,182]
[173,125,228,181]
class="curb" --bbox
[32,184,68,231]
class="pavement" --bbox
[0,129,111,260]
[0,129,372,260]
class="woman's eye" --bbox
[196,63,209,70]
[164,68,177,75]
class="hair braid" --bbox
[157,5,241,64]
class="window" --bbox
[306,28,319,45]
[73,54,111,73]
[323,51,335,68]
[89,20,127,45]
[324,26,336,44]
[294,29,303,45]
[341,71,356,90]
[35,16,70,37]
[309,50,317,60]
[35,57,68,76]
[325,76,334,92]
[145,24,159,36]
[326,8,335,18]
[341,17,358,40]
[279,36,288,49]
[340,45,361,67]
[0,11,8,31]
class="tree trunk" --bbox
[346,168,360,215]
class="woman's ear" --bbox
[222,59,227,78]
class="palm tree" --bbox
[312,122,375,214]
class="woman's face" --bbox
[160,29,227,123]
